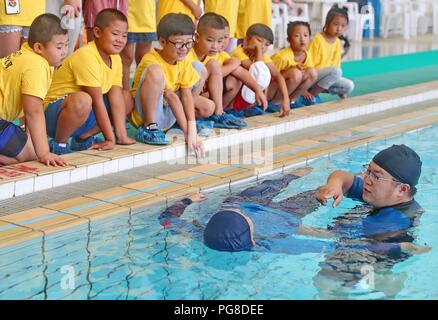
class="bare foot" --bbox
[339,94,347,99]
[117,136,136,145]
[400,242,431,254]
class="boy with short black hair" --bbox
[0,14,68,166]
[129,13,204,156]
[44,8,135,154]
[231,23,290,117]
[188,13,247,129]
[195,14,268,118]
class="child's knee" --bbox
[288,68,303,84]
[70,92,92,117]
[205,59,221,76]
[226,75,242,92]
[196,97,215,117]
[308,68,318,82]
[143,65,165,87]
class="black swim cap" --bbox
[203,210,253,252]
[372,144,422,186]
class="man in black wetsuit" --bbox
[314,144,430,298]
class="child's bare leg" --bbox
[192,63,207,98]
[164,91,188,134]
[270,68,302,103]
[15,136,37,163]
[108,87,136,145]
[204,60,224,115]
[135,42,152,65]
[121,43,134,90]
[139,65,165,126]
[194,96,215,118]
[55,92,92,143]
[0,154,18,165]
[223,75,242,109]
[290,68,318,102]
[0,31,21,58]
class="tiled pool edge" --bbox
[1,81,438,201]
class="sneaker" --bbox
[196,119,215,137]
[49,139,72,155]
[208,113,247,129]
[224,109,244,118]
[243,106,264,117]
[135,125,169,145]
[266,102,280,113]
[71,135,103,151]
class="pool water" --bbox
[1,125,437,300]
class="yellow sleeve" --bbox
[71,54,102,88]
[271,49,294,71]
[308,36,321,68]
[112,55,123,88]
[334,39,342,68]
[304,51,315,68]
[263,54,273,64]
[230,46,249,62]
[21,65,51,100]
[180,60,201,89]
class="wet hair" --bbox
[246,23,274,45]
[28,14,67,47]
[323,5,350,57]
[157,13,195,40]
[94,8,128,30]
[287,21,311,38]
[198,12,228,34]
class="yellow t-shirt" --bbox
[131,48,200,94]
[45,41,123,106]
[308,33,341,69]
[187,49,231,67]
[157,0,200,23]
[128,0,156,33]
[235,0,272,39]
[130,48,200,127]
[231,45,272,64]
[0,0,45,27]
[203,0,240,38]
[0,43,53,121]
[204,51,232,66]
[271,48,314,71]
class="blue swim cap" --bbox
[372,144,422,186]
[203,210,253,252]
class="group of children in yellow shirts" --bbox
[0,0,354,167]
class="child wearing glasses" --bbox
[129,13,205,157]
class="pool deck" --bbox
[1,80,438,249]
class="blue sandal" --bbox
[135,125,169,145]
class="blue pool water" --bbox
[1,125,437,300]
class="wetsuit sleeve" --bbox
[158,198,193,226]
[346,176,365,202]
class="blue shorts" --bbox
[0,120,28,157]
[127,32,157,43]
[45,95,111,138]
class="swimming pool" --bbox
[0,125,437,300]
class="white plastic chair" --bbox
[410,0,431,36]
[272,3,287,49]
[285,1,310,22]
[381,0,411,39]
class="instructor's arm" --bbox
[316,170,355,208]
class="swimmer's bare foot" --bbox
[400,242,431,254]
[296,225,335,238]
[188,193,206,202]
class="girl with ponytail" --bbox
[305,6,354,104]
